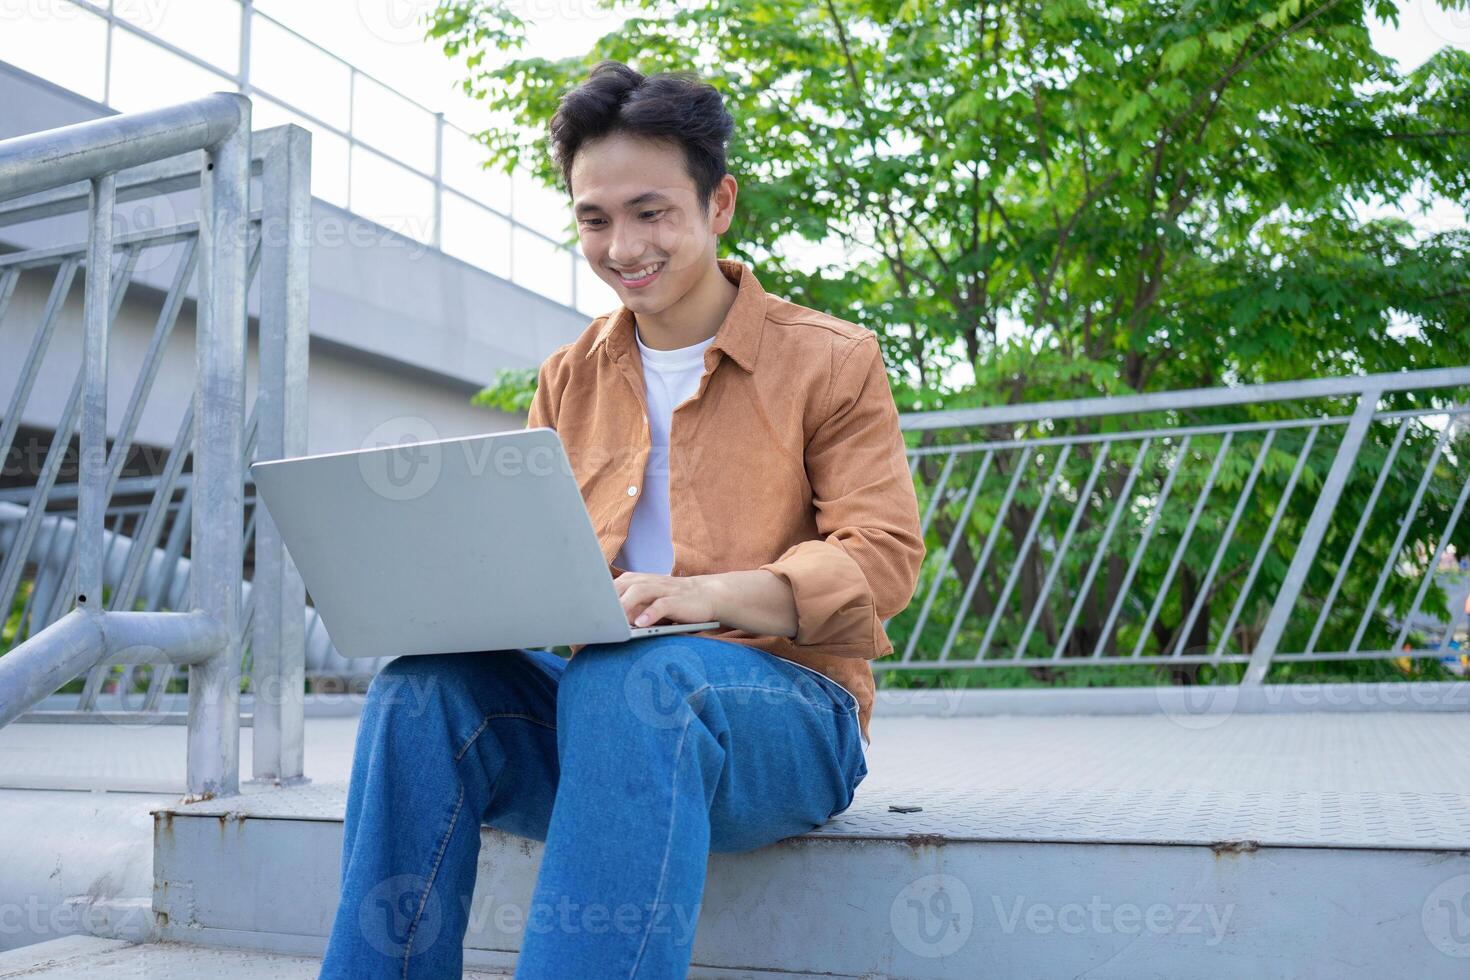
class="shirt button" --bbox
[627,485,638,496]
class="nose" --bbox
[606,219,651,268]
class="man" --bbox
[321,60,925,979]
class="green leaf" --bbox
[1161,36,1201,73]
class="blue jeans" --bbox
[319,634,869,979]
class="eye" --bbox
[639,209,664,220]
[578,217,606,228]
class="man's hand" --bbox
[614,569,799,639]
[615,572,721,628]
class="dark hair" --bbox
[549,60,734,212]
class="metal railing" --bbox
[15,0,603,315]
[0,479,383,720]
[4,97,1463,778]
[884,369,1470,681]
[0,94,310,799]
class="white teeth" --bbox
[617,262,663,281]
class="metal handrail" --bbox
[901,367,1470,430]
[0,95,245,199]
[0,94,261,800]
[889,369,1470,684]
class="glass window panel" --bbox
[0,3,108,103]
[248,13,350,130]
[115,0,241,75]
[440,192,511,280]
[251,96,350,208]
[512,170,572,241]
[350,146,435,243]
[575,255,620,317]
[441,126,512,215]
[512,228,573,307]
[108,29,235,114]
[351,73,435,176]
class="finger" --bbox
[618,581,654,611]
[632,598,667,627]
[625,586,673,623]
[620,588,665,624]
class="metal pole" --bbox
[432,112,444,250]
[1242,392,1381,684]
[103,10,114,106]
[186,94,252,800]
[346,69,357,213]
[0,611,107,727]
[251,126,311,783]
[77,174,115,613]
[239,0,254,95]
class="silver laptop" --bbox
[247,427,720,660]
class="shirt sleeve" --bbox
[757,334,926,659]
[525,345,569,431]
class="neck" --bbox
[633,260,739,351]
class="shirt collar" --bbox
[585,258,765,373]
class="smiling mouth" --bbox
[613,261,665,287]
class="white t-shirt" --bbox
[618,324,869,753]
[615,326,716,575]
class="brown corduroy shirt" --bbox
[525,258,925,746]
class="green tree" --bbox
[434,0,1468,402]
[437,0,1470,683]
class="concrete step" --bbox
[6,711,1470,976]
[147,712,1470,979]
[0,934,513,978]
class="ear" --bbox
[710,174,738,235]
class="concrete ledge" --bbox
[0,935,515,978]
[873,680,1470,717]
[151,802,1470,979]
[0,935,136,975]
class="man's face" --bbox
[570,132,734,315]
